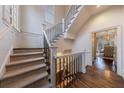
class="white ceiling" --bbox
[67,5,112,35]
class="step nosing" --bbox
[7,57,45,66]
[3,72,48,88]
[2,64,46,80]
[11,52,44,57]
[22,72,48,88]
[14,48,44,50]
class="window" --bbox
[2,5,12,26]
[11,5,20,31]
[44,5,55,28]
[2,5,20,31]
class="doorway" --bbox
[92,27,122,76]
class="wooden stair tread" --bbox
[13,48,44,50]
[7,57,44,66]
[11,52,43,56]
[41,82,50,88]
[2,64,46,80]
[4,72,48,88]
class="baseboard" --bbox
[0,45,13,79]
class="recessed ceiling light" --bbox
[96,5,101,8]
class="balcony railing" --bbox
[55,52,86,88]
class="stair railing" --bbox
[43,30,57,88]
[45,20,64,44]
[64,5,81,31]
[55,52,86,88]
[44,5,82,45]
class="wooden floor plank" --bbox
[69,57,124,88]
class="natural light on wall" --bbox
[57,52,63,56]
[96,5,101,8]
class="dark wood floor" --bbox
[69,57,124,88]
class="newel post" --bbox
[50,46,57,88]
[81,51,86,73]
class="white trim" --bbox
[2,5,11,27]
[11,5,20,31]
[19,30,43,36]
[0,45,13,79]
[43,30,51,47]
[91,25,122,77]
[81,52,86,73]
[12,26,20,32]
[0,27,13,79]
[2,17,10,27]
[65,5,72,19]
[2,5,20,32]
[116,26,122,76]
[0,27,11,40]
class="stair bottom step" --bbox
[13,48,44,53]
[1,72,48,88]
[25,77,49,88]
[3,64,46,80]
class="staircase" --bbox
[0,48,49,88]
[0,5,83,88]
[45,5,83,46]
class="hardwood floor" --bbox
[69,57,124,88]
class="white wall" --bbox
[13,31,44,48]
[72,6,124,76]
[14,5,66,48]
[73,6,123,52]
[55,5,66,23]
[20,5,66,34]
[54,38,73,55]
[0,6,13,77]
[20,5,44,34]
[13,5,44,48]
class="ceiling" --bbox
[67,5,112,35]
